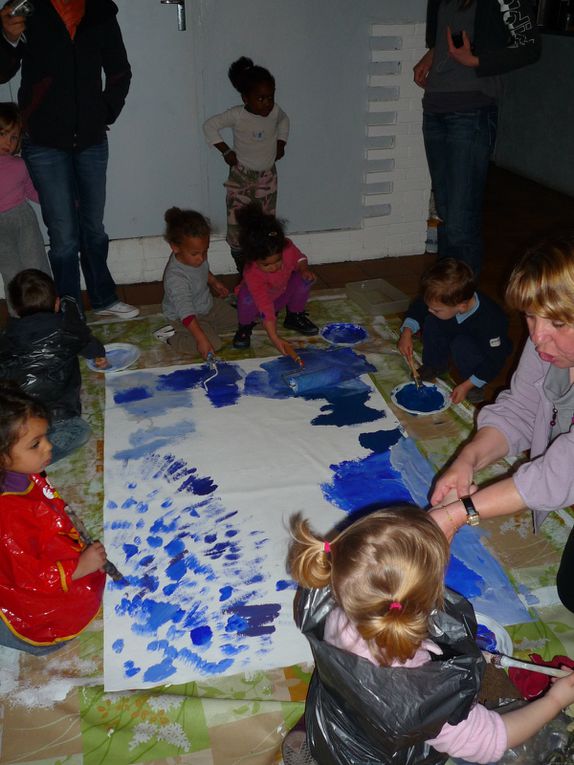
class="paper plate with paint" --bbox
[390,380,450,416]
[474,612,513,656]
[87,342,140,373]
[320,322,368,346]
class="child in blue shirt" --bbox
[398,258,511,404]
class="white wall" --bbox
[0,0,430,293]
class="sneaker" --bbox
[233,323,254,349]
[95,301,140,320]
[153,325,175,344]
[283,311,319,336]
[416,364,445,383]
[281,730,317,765]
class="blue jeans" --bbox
[22,138,118,310]
[423,106,498,276]
[0,618,64,655]
[48,417,92,464]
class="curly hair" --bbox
[0,382,49,482]
[506,231,574,324]
[236,203,286,262]
[164,207,210,246]
[8,269,57,317]
[288,507,449,666]
[228,56,275,96]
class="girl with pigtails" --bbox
[284,507,574,765]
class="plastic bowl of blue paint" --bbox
[87,342,141,373]
[390,380,450,416]
[320,322,368,346]
[474,612,513,656]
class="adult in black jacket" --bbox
[0,0,138,319]
[413,0,541,276]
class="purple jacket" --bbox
[478,338,569,529]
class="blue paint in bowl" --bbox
[392,381,447,415]
[320,322,368,346]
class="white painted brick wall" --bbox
[0,23,432,298]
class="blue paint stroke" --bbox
[476,624,497,652]
[387,436,435,509]
[322,449,413,513]
[112,639,124,654]
[107,452,280,683]
[449,526,531,625]
[311,385,385,427]
[157,363,242,408]
[225,603,281,637]
[395,382,446,414]
[113,421,196,462]
[321,322,368,345]
[359,428,403,453]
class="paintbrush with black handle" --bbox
[65,505,125,582]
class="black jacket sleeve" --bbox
[100,14,132,125]
[0,33,24,84]
[61,298,105,359]
[476,0,541,77]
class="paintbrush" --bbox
[406,355,423,389]
[483,651,571,678]
[65,505,125,582]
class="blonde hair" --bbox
[506,231,574,324]
[288,507,449,666]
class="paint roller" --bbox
[284,366,353,395]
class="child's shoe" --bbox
[416,364,445,382]
[233,323,254,349]
[467,387,485,405]
[153,324,175,344]
[283,311,319,336]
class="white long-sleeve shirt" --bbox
[203,104,289,171]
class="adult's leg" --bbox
[423,112,449,259]
[557,526,574,613]
[440,106,498,276]
[74,140,118,310]
[48,417,92,464]
[22,140,83,304]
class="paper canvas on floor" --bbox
[103,349,530,691]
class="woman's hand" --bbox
[447,28,479,68]
[413,48,434,88]
[73,541,107,579]
[431,456,476,505]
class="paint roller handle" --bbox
[483,651,572,678]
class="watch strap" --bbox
[461,495,480,526]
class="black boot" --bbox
[233,323,255,349]
[284,310,319,336]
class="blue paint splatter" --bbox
[276,579,297,591]
[359,428,402,453]
[143,657,177,683]
[124,660,141,677]
[190,625,212,646]
[224,604,281,637]
[114,386,152,404]
[219,585,233,601]
[112,639,124,654]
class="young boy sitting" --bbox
[0,269,107,462]
[397,258,512,404]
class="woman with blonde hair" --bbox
[430,231,574,613]
[285,506,574,765]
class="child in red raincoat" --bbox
[0,383,107,654]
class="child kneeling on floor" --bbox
[0,269,107,464]
[286,506,574,765]
[397,258,512,404]
[0,384,107,654]
[160,207,237,359]
[233,204,318,359]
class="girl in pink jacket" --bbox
[233,204,318,362]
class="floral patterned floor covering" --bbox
[1,290,573,765]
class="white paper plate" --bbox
[390,380,450,416]
[87,342,140,373]
[474,612,513,656]
[320,322,368,346]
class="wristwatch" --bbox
[461,496,480,526]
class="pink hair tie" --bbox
[389,601,402,611]
[323,541,331,554]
